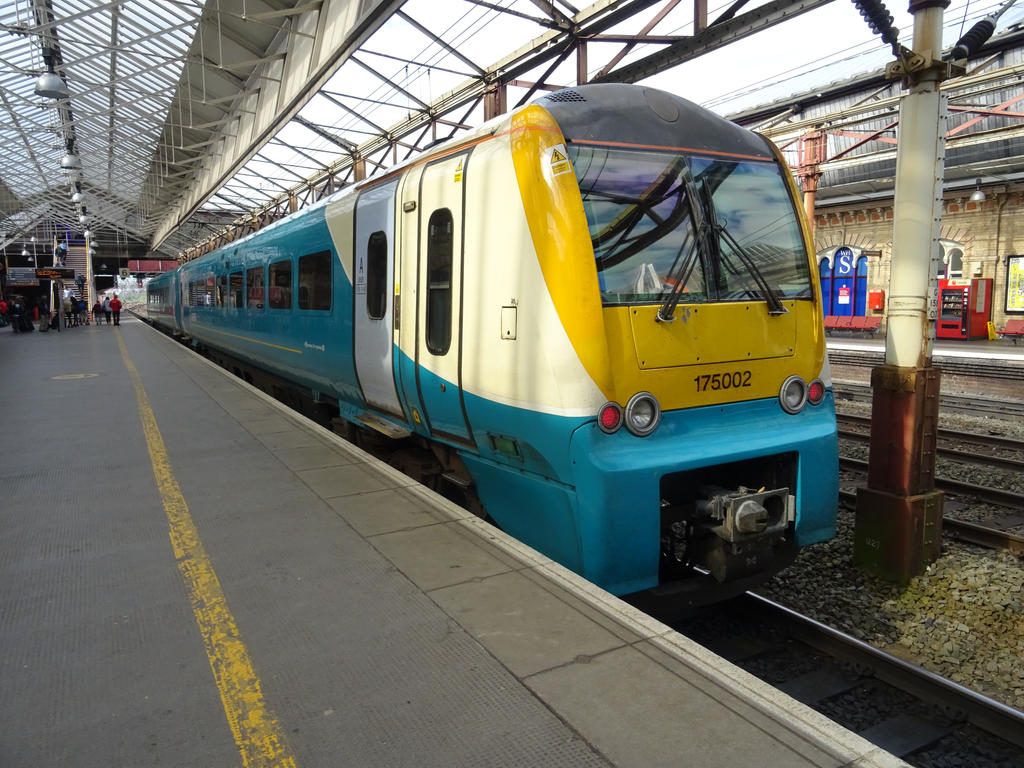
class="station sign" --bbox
[35,267,76,280]
[7,267,39,286]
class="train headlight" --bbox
[598,402,623,433]
[779,375,808,414]
[625,392,660,436]
[807,378,826,406]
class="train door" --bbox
[353,178,404,418]
[413,151,474,444]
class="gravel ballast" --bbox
[756,395,1024,714]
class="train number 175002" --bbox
[694,371,752,392]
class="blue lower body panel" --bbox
[460,393,838,597]
[566,395,838,595]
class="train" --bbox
[145,83,838,606]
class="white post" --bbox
[886,6,946,368]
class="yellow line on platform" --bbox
[115,328,297,768]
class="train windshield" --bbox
[568,145,812,306]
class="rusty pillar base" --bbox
[854,486,944,583]
[853,364,943,583]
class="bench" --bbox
[850,315,882,336]
[998,317,1024,344]
[823,315,881,336]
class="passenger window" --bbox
[269,259,292,309]
[246,266,265,309]
[298,250,332,311]
[216,274,226,307]
[366,232,387,320]
[426,209,453,355]
[205,276,215,306]
[229,271,244,308]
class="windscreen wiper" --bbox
[715,224,788,315]
[657,173,714,322]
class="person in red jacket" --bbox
[109,294,123,326]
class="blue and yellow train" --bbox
[146,83,838,604]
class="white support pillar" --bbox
[886,6,947,369]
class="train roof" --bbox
[537,83,774,161]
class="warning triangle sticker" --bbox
[551,149,566,163]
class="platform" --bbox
[827,335,1024,363]
[1,316,904,768]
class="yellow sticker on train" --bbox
[547,143,571,177]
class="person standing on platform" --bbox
[10,296,23,333]
[0,298,8,328]
[103,296,112,324]
[63,294,74,327]
[92,299,103,326]
[110,294,122,326]
[37,295,50,333]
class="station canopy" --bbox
[2,0,1022,262]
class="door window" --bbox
[366,232,387,320]
[426,209,453,355]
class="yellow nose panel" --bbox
[629,303,797,369]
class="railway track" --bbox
[837,413,1024,473]
[672,592,1024,766]
[839,456,1024,512]
[833,382,1024,420]
[837,413,1024,554]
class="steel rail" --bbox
[837,427,1024,473]
[840,456,1024,510]
[838,413,1024,453]
[741,592,1024,749]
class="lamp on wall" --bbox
[970,178,986,202]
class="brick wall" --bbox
[813,190,1024,329]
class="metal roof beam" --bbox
[395,10,486,76]
[151,0,404,249]
[593,0,833,84]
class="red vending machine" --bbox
[937,278,993,339]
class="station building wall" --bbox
[813,189,1024,332]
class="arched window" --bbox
[817,245,862,316]
[940,239,965,279]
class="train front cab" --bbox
[516,87,839,600]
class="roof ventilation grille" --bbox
[545,89,586,103]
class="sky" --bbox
[644,0,1024,115]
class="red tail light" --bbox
[808,379,826,406]
[598,402,622,433]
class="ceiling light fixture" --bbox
[71,191,83,203]
[34,48,69,99]
[60,153,81,170]
[970,178,986,202]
